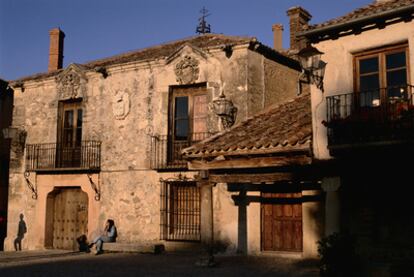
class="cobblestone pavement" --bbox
[0,250,319,277]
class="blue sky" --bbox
[0,0,373,80]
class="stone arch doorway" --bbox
[45,187,88,250]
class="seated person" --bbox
[89,219,117,255]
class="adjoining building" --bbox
[0,79,13,251]
[184,0,414,268]
[299,0,414,267]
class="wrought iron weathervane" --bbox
[196,7,211,34]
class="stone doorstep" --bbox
[103,243,165,254]
[102,241,204,254]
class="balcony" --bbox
[150,133,212,171]
[25,141,101,172]
[325,85,414,150]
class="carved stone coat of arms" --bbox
[174,55,200,85]
[112,90,130,120]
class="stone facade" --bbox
[4,34,302,252]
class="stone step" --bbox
[103,242,165,254]
[163,241,204,253]
[102,241,204,254]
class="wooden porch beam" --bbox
[209,172,294,183]
[188,155,311,170]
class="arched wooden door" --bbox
[52,188,88,250]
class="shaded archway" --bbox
[45,187,88,250]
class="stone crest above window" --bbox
[166,44,208,85]
[55,63,88,100]
[174,55,200,85]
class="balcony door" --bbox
[169,85,208,164]
[57,100,83,168]
[354,44,409,107]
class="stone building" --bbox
[3,17,305,253]
[298,0,414,271]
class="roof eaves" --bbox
[184,140,312,159]
[249,41,301,71]
[299,3,414,39]
[11,34,256,83]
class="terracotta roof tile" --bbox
[12,34,254,83]
[86,34,253,68]
[305,0,414,32]
[183,93,312,158]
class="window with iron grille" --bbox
[160,181,201,241]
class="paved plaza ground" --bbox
[0,250,319,277]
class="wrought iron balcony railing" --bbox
[25,140,101,172]
[150,133,212,171]
[325,85,414,146]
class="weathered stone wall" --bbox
[212,183,238,254]
[246,50,303,118]
[5,42,307,252]
[264,58,302,107]
[247,51,265,117]
[5,45,256,250]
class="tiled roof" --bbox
[12,34,255,83]
[86,34,253,68]
[304,0,414,33]
[182,93,312,158]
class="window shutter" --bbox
[192,94,208,141]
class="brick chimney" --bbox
[272,24,284,51]
[286,6,312,51]
[48,28,65,72]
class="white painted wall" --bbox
[311,20,414,159]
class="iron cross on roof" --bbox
[196,7,211,34]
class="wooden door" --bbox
[261,192,302,252]
[53,188,88,250]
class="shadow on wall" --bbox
[14,213,27,251]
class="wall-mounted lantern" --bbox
[211,88,237,130]
[2,127,18,140]
[2,127,27,147]
[298,45,326,92]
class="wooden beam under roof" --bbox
[188,155,312,170]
